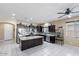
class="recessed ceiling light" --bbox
[12,13,16,16]
[30,18,32,20]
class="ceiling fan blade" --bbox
[58,14,66,18]
[71,11,79,13]
[71,6,79,11]
[57,12,65,14]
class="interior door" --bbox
[0,24,4,41]
[4,24,13,40]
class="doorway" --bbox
[0,23,14,41]
[0,24,4,41]
[4,24,13,40]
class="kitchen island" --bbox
[20,36,43,51]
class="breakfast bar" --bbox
[20,36,43,51]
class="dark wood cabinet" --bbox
[48,25,55,32]
[20,38,43,51]
[37,26,43,33]
[50,36,55,43]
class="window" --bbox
[65,21,79,39]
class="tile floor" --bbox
[0,40,79,56]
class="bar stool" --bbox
[55,37,64,45]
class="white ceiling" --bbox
[0,3,79,24]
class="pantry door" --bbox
[4,24,13,40]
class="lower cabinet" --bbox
[20,38,43,51]
[50,36,55,43]
[44,36,55,43]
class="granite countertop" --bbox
[33,32,56,36]
[46,34,55,36]
[20,36,43,41]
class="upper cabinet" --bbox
[36,24,56,33]
[36,26,43,33]
[48,25,55,32]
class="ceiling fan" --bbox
[57,8,79,18]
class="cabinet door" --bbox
[33,38,43,46]
[49,25,55,32]
[37,26,42,32]
[50,36,55,43]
